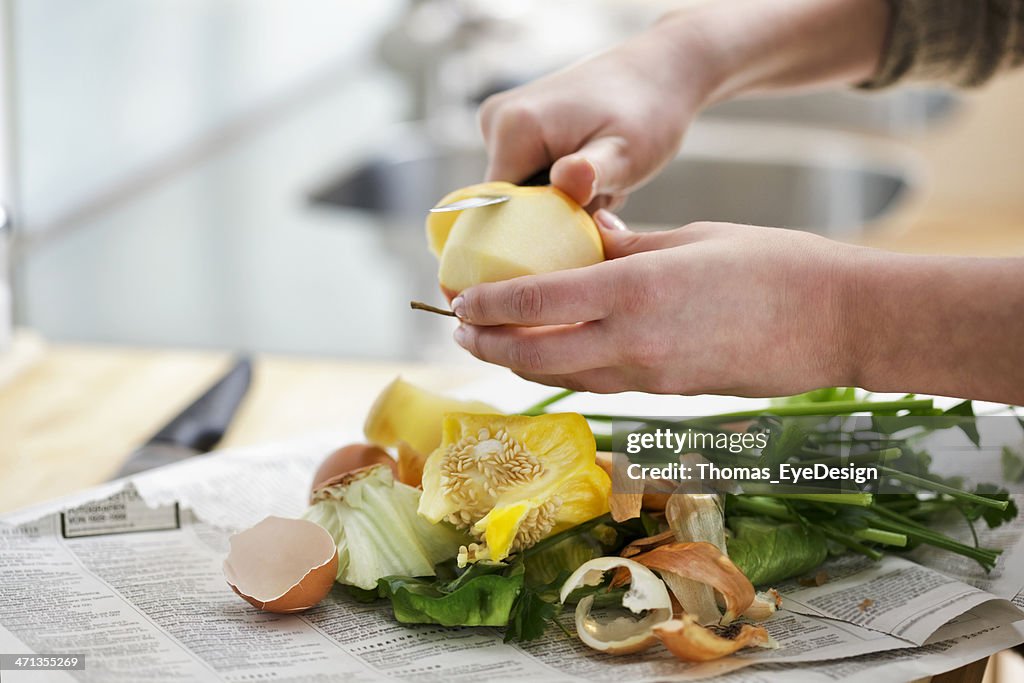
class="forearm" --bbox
[654,0,891,105]
[840,251,1024,404]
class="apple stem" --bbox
[410,301,457,318]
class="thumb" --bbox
[550,136,634,206]
[594,209,686,259]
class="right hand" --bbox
[478,15,720,210]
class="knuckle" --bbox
[461,290,485,323]
[492,101,541,137]
[509,339,545,373]
[478,94,506,136]
[622,331,670,371]
[614,261,657,315]
[458,327,480,357]
[507,281,544,322]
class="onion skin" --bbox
[654,615,771,662]
[627,542,756,625]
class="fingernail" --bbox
[453,324,467,347]
[451,295,466,319]
[596,209,627,232]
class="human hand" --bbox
[478,19,720,210]
[450,211,858,397]
[479,0,890,210]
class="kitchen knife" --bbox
[109,356,253,479]
[428,168,551,213]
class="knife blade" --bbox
[428,168,551,213]
[110,356,253,479]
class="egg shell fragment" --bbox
[223,516,338,614]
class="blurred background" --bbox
[3,6,1024,675]
[1,0,1024,366]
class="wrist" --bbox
[654,0,890,104]
[647,7,730,109]
[822,242,882,391]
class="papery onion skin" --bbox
[654,614,772,663]
[627,542,756,625]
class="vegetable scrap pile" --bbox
[223,380,1022,665]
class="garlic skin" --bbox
[560,557,673,655]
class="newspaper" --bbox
[2,374,1023,682]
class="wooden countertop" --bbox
[0,333,486,514]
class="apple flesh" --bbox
[426,182,604,301]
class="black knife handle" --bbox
[149,356,253,452]
[520,168,551,186]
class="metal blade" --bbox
[111,443,201,480]
[428,194,510,213]
[109,356,252,479]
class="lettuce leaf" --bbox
[303,466,469,589]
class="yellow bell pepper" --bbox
[418,412,611,563]
[364,378,496,487]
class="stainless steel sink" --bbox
[310,120,920,238]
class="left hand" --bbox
[450,210,858,397]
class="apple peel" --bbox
[223,516,338,614]
[559,557,672,655]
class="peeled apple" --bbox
[426,182,604,300]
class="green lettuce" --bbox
[302,465,469,589]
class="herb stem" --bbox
[521,389,576,416]
[768,493,874,507]
[819,527,884,560]
[691,399,935,423]
[853,528,907,547]
[878,467,1010,511]
[799,448,902,468]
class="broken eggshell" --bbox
[559,556,673,655]
[223,516,338,614]
[310,443,397,495]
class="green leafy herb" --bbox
[943,400,981,447]
[376,570,522,627]
[505,584,558,642]
[726,516,829,586]
[1002,446,1024,483]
